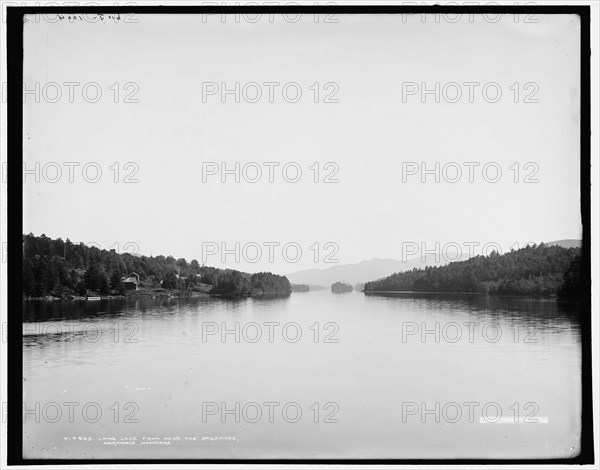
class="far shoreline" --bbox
[23,289,293,302]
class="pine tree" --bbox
[110,270,122,290]
[83,265,99,292]
[98,272,110,295]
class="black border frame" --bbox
[6,4,593,466]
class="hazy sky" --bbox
[22,13,582,273]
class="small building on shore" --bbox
[121,272,140,290]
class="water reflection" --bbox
[22,292,581,459]
[23,296,221,322]
[364,293,580,341]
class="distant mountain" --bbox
[546,239,581,249]
[286,255,447,287]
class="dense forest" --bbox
[22,233,291,298]
[363,244,582,301]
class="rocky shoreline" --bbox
[23,286,212,301]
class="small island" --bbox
[331,281,353,294]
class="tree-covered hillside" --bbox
[22,233,291,298]
[363,244,581,300]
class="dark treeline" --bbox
[22,233,291,298]
[210,271,291,296]
[364,244,581,300]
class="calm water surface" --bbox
[23,291,581,459]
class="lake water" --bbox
[22,291,582,459]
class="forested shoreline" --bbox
[22,233,291,299]
[363,244,581,301]
[22,234,582,302]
